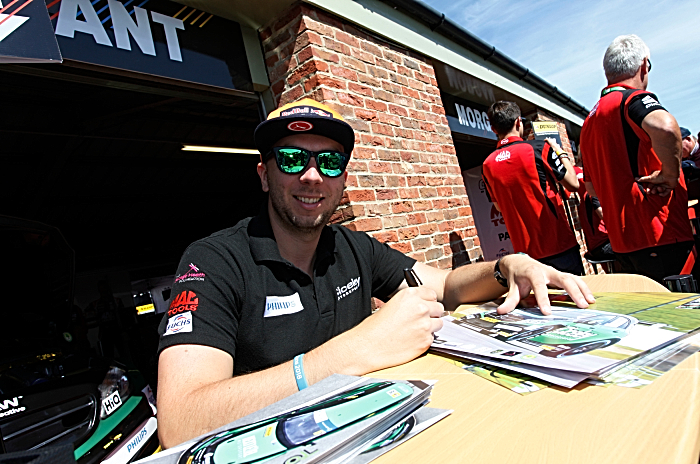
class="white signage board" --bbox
[462,166,513,261]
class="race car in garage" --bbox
[0,216,159,463]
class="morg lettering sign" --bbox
[46,0,253,91]
[441,92,496,141]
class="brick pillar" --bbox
[260,3,479,269]
[523,110,596,275]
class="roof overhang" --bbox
[168,0,586,126]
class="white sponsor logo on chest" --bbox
[336,277,361,300]
[264,293,304,317]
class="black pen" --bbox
[404,268,422,287]
[405,268,452,319]
[404,268,441,340]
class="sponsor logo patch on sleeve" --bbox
[174,263,206,284]
[164,311,193,335]
[168,291,198,316]
[641,95,660,109]
[495,150,511,162]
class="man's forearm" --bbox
[442,261,505,311]
[158,293,441,449]
[158,354,299,449]
[585,181,597,198]
[642,112,682,178]
[558,157,579,192]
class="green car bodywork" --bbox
[454,308,638,357]
[179,381,415,464]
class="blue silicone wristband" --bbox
[293,354,309,391]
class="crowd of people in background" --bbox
[482,34,697,286]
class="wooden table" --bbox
[371,278,700,464]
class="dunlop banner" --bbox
[531,121,562,146]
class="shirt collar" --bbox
[248,204,336,266]
[497,136,523,146]
[601,83,637,97]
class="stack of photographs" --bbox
[135,375,450,464]
[432,292,700,392]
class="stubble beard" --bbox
[268,184,344,237]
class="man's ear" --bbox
[257,162,270,192]
[640,57,650,79]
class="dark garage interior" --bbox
[1,63,266,388]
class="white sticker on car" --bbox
[102,391,122,417]
[263,293,304,317]
[164,311,193,335]
[102,417,157,464]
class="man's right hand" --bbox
[348,287,444,373]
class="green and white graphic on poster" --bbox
[434,293,700,378]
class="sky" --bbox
[421,0,700,132]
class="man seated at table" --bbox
[156,98,595,448]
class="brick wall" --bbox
[260,3,480,269]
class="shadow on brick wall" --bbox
[449,232,472,269]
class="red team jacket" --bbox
[580,84,692,253]
[482,136,578,260]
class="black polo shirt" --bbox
[157,209,415,375]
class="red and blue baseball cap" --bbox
[254,98,355,156]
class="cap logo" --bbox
[288,121,313,131]
[280,106,331,118]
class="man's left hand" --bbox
[544,137,562,153]
[496,254,595,315]
[636,170,678,196]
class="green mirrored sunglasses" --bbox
[266,146,350,178]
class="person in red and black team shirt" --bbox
[572,166,613,262]
[580,34,694,283]
[482,101,584,275]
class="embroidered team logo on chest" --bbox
[336,277,360,301]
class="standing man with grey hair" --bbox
[580,34,694,283]
[681,127,699,163]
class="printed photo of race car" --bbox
[178,381,414,464]
[453,308,638,358]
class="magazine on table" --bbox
[135,375,450,464]
[432,292,700,387]
[328,406,452,464]
[432,347,589,388]
[599,331,700,388]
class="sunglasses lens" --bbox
[276,148,308,174]
[316,151,347,177]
